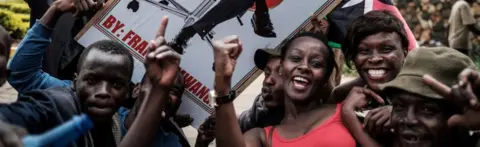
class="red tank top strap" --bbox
[264,126,273,138]
[264,126,276,147]
[333,103,342,121]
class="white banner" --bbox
[75,0,340,128]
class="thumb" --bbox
[448,114,467,128]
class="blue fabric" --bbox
[0,87,80,135]
[8,22,72,94]
[118,107,182,147]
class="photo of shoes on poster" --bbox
[75,0,341,128]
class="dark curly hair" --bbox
[343,10,409,68]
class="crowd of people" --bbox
[396,0,456,47]
[396,0,480,60]
[0,0,479,147]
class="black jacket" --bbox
[238,94,284,133]
[0,87,121,147]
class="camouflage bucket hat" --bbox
[379,47,476,99]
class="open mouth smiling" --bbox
[365,68,389,81]
[292,76,311,91]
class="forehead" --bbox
[289,37,328,54]
[266,58,281,68]
[359,32,402,46]
[79,49,132,78]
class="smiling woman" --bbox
[331,10,409,103]
[213,32,356,147]
[332,10,411,147]
[280,33,335,104]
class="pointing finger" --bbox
[362,88,385,105]
[423,74,451,98]
[156,16,169,38]
[154,36,166,46]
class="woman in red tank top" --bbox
[212,32,356,147]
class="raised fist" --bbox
[211,35,243,77]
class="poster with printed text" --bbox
[76,0,341,128]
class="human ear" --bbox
[73,73,78,89]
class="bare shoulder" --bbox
[244,128,266,147]
[330,77,364,103]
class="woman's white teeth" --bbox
[293,77,309,84]
[368,69,385,77]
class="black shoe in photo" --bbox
[159,0,169,5]
[251,13,276,38]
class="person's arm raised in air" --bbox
[7,0,104,94]
[119,16,179,147]
[341,87,384,147]
[212,36,264,147]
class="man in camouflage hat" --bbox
[380,47,480,147]
[340,47,480,147]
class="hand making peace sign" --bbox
[424,68,480,130]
